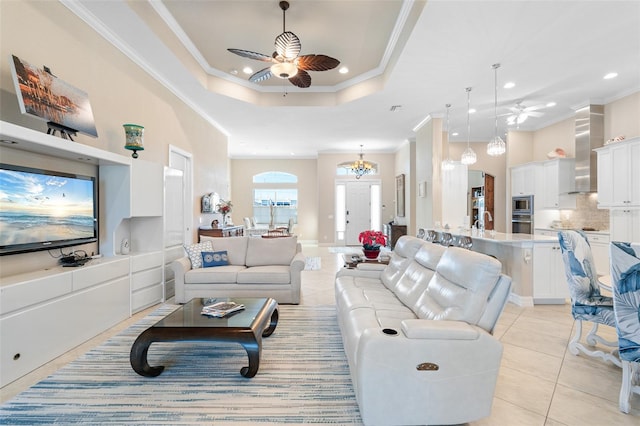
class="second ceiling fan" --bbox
[227,1,340,88]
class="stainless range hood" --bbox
[573,104,604,193]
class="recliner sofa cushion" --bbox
[201,236,249,266]
[413,247,502,323]
[246,236,297,266]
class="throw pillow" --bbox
[202,250,229,267]
[184,241,213,269]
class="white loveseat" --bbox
[172,236,305,304]
[335,235,512,425]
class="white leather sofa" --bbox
[172,236,305,304]
[335,235,512,425]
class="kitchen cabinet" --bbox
[511,164,537,196]
[533,241,569,304]
[583,232,610,276]
[595,137,640,208]
[540,159,576,209]
[610,210,640,243]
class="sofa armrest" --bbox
[400,319,479,340]
[171,257,192,303]
[288,251,305,304]
[336,267,384,279]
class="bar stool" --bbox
[440,232,455,247]
[458,236,473,250]
[426,230,439,243]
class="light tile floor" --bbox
[2,245,639,425]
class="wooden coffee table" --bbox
[130,297,278,378]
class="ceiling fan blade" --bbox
[523,104,546,112]
[289,69,311,88]
[296,54,340,71]
[227,49,274,63]
[527,111,544,117]
[275,31,301,60]
[249,67,273,83]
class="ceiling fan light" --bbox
[487,136,506,156]
[270,62,298,79]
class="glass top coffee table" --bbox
[130,297,278,378]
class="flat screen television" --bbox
[0,163,98,256]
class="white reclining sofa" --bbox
[335,235,512,425]
[173,236,305,304]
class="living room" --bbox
[1,1,640,424]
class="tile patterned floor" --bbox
[2,244,639,425]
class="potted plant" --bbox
[359,230,388,259]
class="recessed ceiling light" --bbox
[452,132,459,136]
[243,66,253,75]
[546,102,556,107]
[604,72,618,79]
[339,66,349,74]
[503,82,515,89]
[468,108,476,114]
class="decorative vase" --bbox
[363,248,380,260]
[222,214,227,227]
[123,124,144,158]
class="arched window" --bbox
[252,172,298,226]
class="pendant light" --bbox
[441,103,455,171]
[460,87,477,165]
[487,63,506,156]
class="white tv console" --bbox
[0,121,167,387]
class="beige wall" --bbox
[229,159,318,241]
[0,1,228,272]
[394,141,415,234]
[604,92,640,140]
[414,118,439,231]
[532,117,575,160]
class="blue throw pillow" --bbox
[202,251,229,267]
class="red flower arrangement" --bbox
[358,230,387,250]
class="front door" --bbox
[345,182,373,245]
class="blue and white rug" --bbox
[1,305,362,424]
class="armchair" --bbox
[610,241,640,413]
[558,230,621,367]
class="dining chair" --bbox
[610,241,640,413]
[558,230,621,367]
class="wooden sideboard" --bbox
[198,226,244,241]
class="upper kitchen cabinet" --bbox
[511,164,537,196]
[595,137,640,208]
[540,158,576,209]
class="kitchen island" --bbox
[430,230,565,306]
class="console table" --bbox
[383,223,407,249]
[198,225,244,241]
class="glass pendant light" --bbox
[487,63,506,156]
[441,103,455,171]
[460,87,477,165]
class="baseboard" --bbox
[509,292,534,307]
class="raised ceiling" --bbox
[66,0,640,158]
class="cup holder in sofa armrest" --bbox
[382,328,399,336]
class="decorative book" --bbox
[201,301,245,318]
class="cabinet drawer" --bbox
[131,251,163,272]
[132,283,163,313]
[1,272,72,314]
[585,233,610,244]
[132,267,163,291]
[72,258,130,291]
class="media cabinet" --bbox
[0,121,176,387]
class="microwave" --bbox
[512,195,533,214]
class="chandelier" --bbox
[460,87,477,166]
[441,103,455,171]
[350,145,374,179]
[487,63,506,156]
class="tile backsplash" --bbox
[560,193,609,231]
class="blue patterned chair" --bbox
[558,230,621,366]
[610,241,640,413]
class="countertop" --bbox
[441,230,557,244]
[534,227,610,236]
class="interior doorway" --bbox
[469,171,495,230]
[168,145,193,244]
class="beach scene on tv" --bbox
[0,167,95,247]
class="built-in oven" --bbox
[512,195,534,234]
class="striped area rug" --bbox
[1,305,362,425]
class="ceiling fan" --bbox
[227,1,340,88]
[502,102,546,126]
